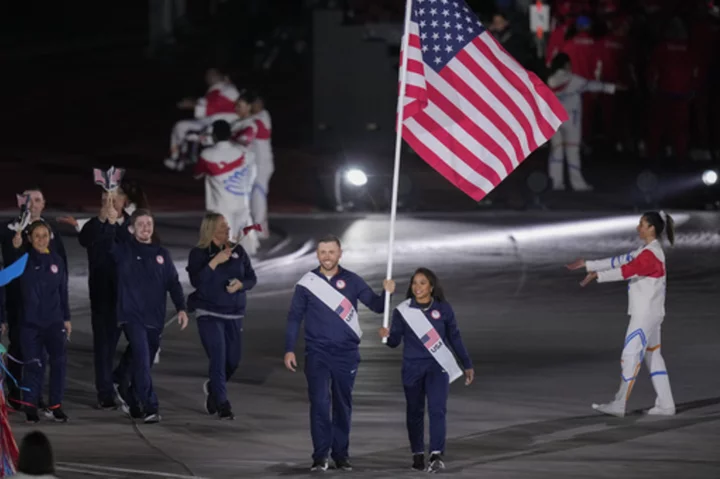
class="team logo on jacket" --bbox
[231,252,239,259]
[156,255,164,265]
[223,167,250,196]
[50,264,58,274]
[431,310,441,320]
[336,279,346,290]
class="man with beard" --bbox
[284,235,395,472]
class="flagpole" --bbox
[382,0,414,344]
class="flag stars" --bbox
[431,20,439,27]
[445,45,453,52]
[443,21,451,28]
[430,7,437,15]
[434,57,442,64]
[432,32,440,40]
[454,11,461,18]
[445,33,452,41]
[442,9,450,16]
[422,45,429,52]
[456,34,465,42]
[455,22,463,30]
[420,20,426,27]
[433,44,441,52]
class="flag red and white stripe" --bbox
[398,0,568,201]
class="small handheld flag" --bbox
[8,195,31,233]
[93,166,126,192]
[230,224,262,250]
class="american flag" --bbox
[93,168,108,189]
[93,167,125,190]
[335,297,353,322]
[15,194,28,209]
[399,0,568,201]
[421,327,441,350]
[108,167,125,189]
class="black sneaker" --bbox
[333,458,352,471]
[129,405,145,419]
[427,453,445,473]
[97,397,117,410]
[25,408,40,424]
[50,408,69,423]
[203,380,217,415]
[218,402,234,420]
[310,458,328,471]
[412,453,425,471]
[144,412,161,424]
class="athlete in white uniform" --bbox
[547,53,618,191]
[567,211,677,417]
[194,120,259,255]
[230,93,274,240]
[165,68,240,170]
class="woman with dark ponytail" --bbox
[566,211,677,418]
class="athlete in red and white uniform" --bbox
[231,93,274,239]
[194,120,259,255]
[165,68,240,169]
[567,211,677,417]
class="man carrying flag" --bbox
[283,235,396,472]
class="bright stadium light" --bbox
[702,170,718,187]
[345,168,368,187]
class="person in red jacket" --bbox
[598,14,636,152]
[645,17,697,163]
[561,15,603,141]
[545,1,574,68]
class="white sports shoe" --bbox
[647,406,675,416]
[592,401,626,417]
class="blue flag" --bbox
[0,253,28,287]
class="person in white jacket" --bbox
[194,119,259,255]
[164,68,240,170]
[230,92,274,240]
[547,53,620,192]
[566,211,677,417]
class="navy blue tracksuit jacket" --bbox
[104,227,186,414]
[386,298,472,455]
[18,248,70,408]
[1,218,67,402]
[186,242,257,316]
[187,242,257,408]
[285,266,386,462]
[78,215,132,402]
[106,232,186,330]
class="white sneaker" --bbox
[571,182,594,192]
[647,406,675,416]
[592,401,626,417]
[164,158,179,170]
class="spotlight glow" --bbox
[345,169,368,187]
[702,170,718,186]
